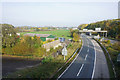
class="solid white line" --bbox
[77,64,84,76]
[91,40,96,80]
[57,39,84,79]
[85,54,88,61]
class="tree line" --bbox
[78,19,120,40]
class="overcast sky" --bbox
[1,0,119,27]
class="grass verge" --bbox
[4,41,82,79]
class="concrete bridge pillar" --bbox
[106,32,107,37]
[89,32,92,36]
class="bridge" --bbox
[79,28,107,37]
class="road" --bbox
[58,34,109,79]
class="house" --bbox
[42,40,62,51]
[59,37,65,43]
[16,33,20,36]
[24,33,56,41]
[72,27,78,30]
[94,34,100,39]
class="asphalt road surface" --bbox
[58,34,109,79]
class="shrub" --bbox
[67,43,72,48]
[2,47,13,55]
[112,42,120,51]
[42,56,53,64]
[107,40,111,44]
[47,40,52,42]
[50,47,54,52]
[34,47,46,57]
[55,38,58,40]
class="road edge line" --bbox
[57,38,84,79]
[91,39,96,80]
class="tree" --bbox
[2,24,18,48]
[73,33,80,42]
[81,19,120,40]
[78,24,88,30]
[107,40,111,44]
[70,29,79,37]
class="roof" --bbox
[36,34,51,37]
[24,33,51,37]
[40,37,46,41]
[24,33,35,37]
[47,35,55,38]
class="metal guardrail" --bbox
[96,40,117,78]
[50,48,79,79]
[56,48,79,72]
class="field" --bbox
[20,30,72,39]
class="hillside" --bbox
[78,19,120,40]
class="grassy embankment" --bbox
[20,30,72,39]
[102,41,120,78]
[5,41,82,78]
[95,39,120,78]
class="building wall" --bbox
[42,40,61,51]
[46,38,54,41]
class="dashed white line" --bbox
[77,64,84,76]
[57,39,83,79]
[85,54,88,61]
[77,54,88,76]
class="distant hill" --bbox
[78,19,120,40]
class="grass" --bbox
[52,46,81,79]
[5,41,82,79]
[103,43,120,79]
[20,30,72,39]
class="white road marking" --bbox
[91,40,96,80]
[77,53,88,76]
[77,64,84,76]
[57,39,83,79]
[85,54,88,61]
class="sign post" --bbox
[62,46,67,60]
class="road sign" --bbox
[62,46,67,60]
[62,46,67,56]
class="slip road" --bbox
[58,34,109,79]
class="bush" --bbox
[47,40,52,42]
[50,47,54,52]
[12,42,34,56]
[107,40,111,44]
[112,42,120,51]
[34,47,46,57]
[42,56,53,64]
[67,43,72,48]
[2,47,13,55]
[55,38,58,40]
